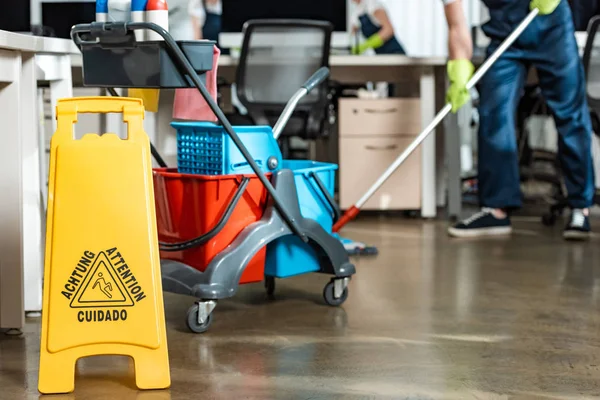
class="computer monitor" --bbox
[41,1,95,39]
[221,0,347,33]
[220,0,349,48]
[0,0,31,33]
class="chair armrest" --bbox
[583,15,600,81]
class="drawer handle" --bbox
[363,108,398,114]
[365,144,398,151]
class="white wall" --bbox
[380,0,488,57]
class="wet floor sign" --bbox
[38,97,170,394]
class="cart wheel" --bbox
[265,276,275,296]
[542,213,557,227]
[323,280,349,307]
[186,304,213,334]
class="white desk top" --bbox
[217,54,447,68]
[0,30,78,54]
[66,53,447,70]
[0,28,593,67]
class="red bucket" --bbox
[153,168,268,284]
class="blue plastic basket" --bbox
[265,160,338,279]
[173,121,282,175]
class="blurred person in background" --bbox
[189,0,222,41]
[351,0,406,55]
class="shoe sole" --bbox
[563,231,590,241]
[447,226,512,238]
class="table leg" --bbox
[0,49,25,330]
[21,53,44,315]
[49,55,73,132]
[420,67,436,218]
[24,55,74,314]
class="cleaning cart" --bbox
[71,21,356,333]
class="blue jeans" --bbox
[477,0,594,209]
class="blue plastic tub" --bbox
[265,160,338,278]
[173,121,282,175]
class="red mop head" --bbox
[333,206,360,233]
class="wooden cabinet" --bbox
[339,98,421,136]
[339,98,422,210]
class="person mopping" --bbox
[444,0,595,240]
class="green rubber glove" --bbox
[352,33,385,55]
[530,0,561,15]
[446,59,474,113]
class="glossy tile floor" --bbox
[3,217,600,399]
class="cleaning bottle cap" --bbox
[131,0,148,12]
[96,0,109,13]
[146,0,168,11]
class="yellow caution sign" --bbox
[39,97,170,394]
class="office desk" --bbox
[0,30,75,331]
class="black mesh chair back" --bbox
[235,19,332,129]
[582,15,600,131]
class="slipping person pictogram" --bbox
[92,272,113,299]
[70,254,135,308]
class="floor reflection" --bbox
[2,218,600,398]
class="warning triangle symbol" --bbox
[70,252,135,308]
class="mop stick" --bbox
[332,8,539,232]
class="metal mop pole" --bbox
[332,8,539,232]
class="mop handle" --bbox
[273,67,330,139]
[354,8,538,210]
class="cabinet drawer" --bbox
[339,98,421,136]
[339,136,421,210]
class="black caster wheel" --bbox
[186,304,213,334]
[265,276,275,296]
[403,210,419,219]
[542,213,557,226]
[323,280,349,307]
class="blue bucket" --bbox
[173,121,282,175]
[265,160,338,278]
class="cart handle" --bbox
[309,171,341,223]
[71,21,309,243]
[57,96,144,115]
[273,67,330,139]
[159,177,250,251]
[71,22,135,48]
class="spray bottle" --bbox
[146,0,169,41]
[96,0,109,22]
[131,0,148,41]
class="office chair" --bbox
[461,79,562,208]
[515,77,567,211]
[234,19,333,159]
[540,14,600,225]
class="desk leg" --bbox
[0,50,25,330]
[25,55,74,314]
[420,67,436,218]
[22,53,44,315]
[49,55,73,132]
[104,88,125,137]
